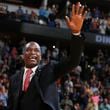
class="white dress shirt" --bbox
[22,66,38,90]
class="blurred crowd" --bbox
[0,33,110,110]
[0,1,110,35]
[0,1,110,110]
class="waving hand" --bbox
[65,2,87,34]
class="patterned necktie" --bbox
[23,69,32,92]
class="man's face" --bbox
[23,42,41,68]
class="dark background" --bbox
[3,0,110,12]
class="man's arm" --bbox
[43,2,86,67]
[40,2,87,84]
[52,2,87,80]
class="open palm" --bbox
[66,2,87,33]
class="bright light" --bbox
[53,45,55,48]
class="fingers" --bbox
[71,4,75,17]
[76,2,81,15]
[66,2,87,21]
[79,5,84,15]
[74,2,86,16]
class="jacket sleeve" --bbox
[40,34,85,85]
[52,34,85,81]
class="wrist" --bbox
[72,32,81,36]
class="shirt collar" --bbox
[24,65,38,73]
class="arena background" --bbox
[0,0,110,110]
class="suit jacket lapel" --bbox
[14,68,24,102]
[34,67,44,99]
[10,68,24,110]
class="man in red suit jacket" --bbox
[8,2,87,110]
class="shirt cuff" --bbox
[72,32,81,36]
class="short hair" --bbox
[23,41,41,53]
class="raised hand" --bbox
[65,2,87,34]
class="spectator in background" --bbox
[38,5,48,24]
[99,19,107,35]
[19,37,27,54]
[65,0,71,16]
[48,13,56,27]
[60,94,73,110]
[90,18,99,33]
[86,96,95,110]
[16,6,24,21]
[0,84,8,110]
[99,97,110,110]
[85,8,92,20]
[91,91,100,110]
[40,45,47,56]
[30,10,38,23]
[106,16,110,35]
[74,65,82,77]
[64,74,73,95]
[22,9,30,22]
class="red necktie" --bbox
[23,69,32,92]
